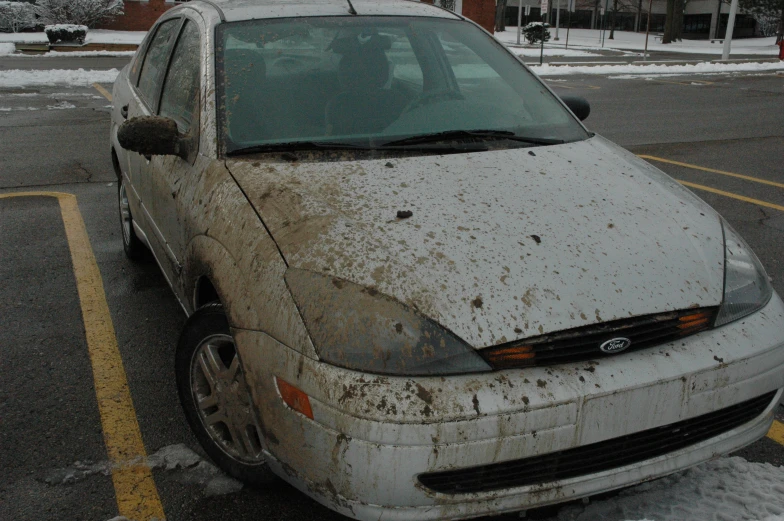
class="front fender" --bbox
[181,233,316,360]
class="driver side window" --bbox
[159,20,201,134]
[137,18,180,111]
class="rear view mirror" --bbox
[118,116,187,159]
[560,95,591,121]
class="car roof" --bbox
[199,0,462,23]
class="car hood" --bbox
[226,135,725,348]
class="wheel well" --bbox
[195,277,220,309]
[111,148,122,181]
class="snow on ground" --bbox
[85,30,146,45]
[541,457,784,521]
[531,60,784,76]
[0,68,119,87]
[44,444,242,500]
[496,28,781,57]
[0,42,14,55]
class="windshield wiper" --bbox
[382,130,565,147]
[227,140,371,156]
[228,139,489,156]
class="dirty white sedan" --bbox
[110,0,784,519]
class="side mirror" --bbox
[560,95,591,121]
[118,116,188,159]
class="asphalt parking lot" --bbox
[1,63,783,521]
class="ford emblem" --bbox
[600,337,632,354]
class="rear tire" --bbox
[175,303,277,486]
[118,178,147,261]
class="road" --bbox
[1,55,783,521]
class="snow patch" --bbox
[41,444,242,498]
[0,42,15,55]
[46,101,76,110]
[542,457,784,521]
[146,444,244,497]
[531,61,784,77]
[43,461,111,485]
[0,68,120,87]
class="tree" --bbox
[34,0,123,27]
[672,0,685,40]
[662,0,676,42]
[495,0,508,32]
[0,1,37,32]
[739,0,784,42]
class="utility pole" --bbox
[643,0,653,60]
[517,0,524,44]
[554,0,561,40]
[721,0,739,59]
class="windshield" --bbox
[216,16,588,155]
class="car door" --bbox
[126,16,182,252]
[145,18,203,300]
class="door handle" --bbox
[121,105,128,119]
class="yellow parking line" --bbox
[93,83,113,102]
[641,155,784,190]
[677,180,784,212]
[769,420,784,445]
[0,192,164,521]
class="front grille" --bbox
[480,307,718,369]
[418,391,776,494]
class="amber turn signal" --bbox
[677,310,712,333]
[276,377,314,419]
[481,345,536,369]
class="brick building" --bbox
[98,0,178,31]
[99,0,498,33]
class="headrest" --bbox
[334,35,391,91]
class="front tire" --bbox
[175,303,277,486]
[118,178,147,261]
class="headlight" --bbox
[715,221,773,327]
[285,268,491,376]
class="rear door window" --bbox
[137,18,181,111]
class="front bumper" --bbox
[234,292,784,521]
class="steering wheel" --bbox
[270,56,305,74]
[402,89,464,114]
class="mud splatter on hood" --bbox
[227,135,724,348]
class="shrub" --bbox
[523,22,551,45]
[45,24,88,44]
[35,0,123,28]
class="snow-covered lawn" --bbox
[0,68,120,87]
[496,28,781,57]
[0,29,145,45]
[531,60,784,76]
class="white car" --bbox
[110,1,784,519]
